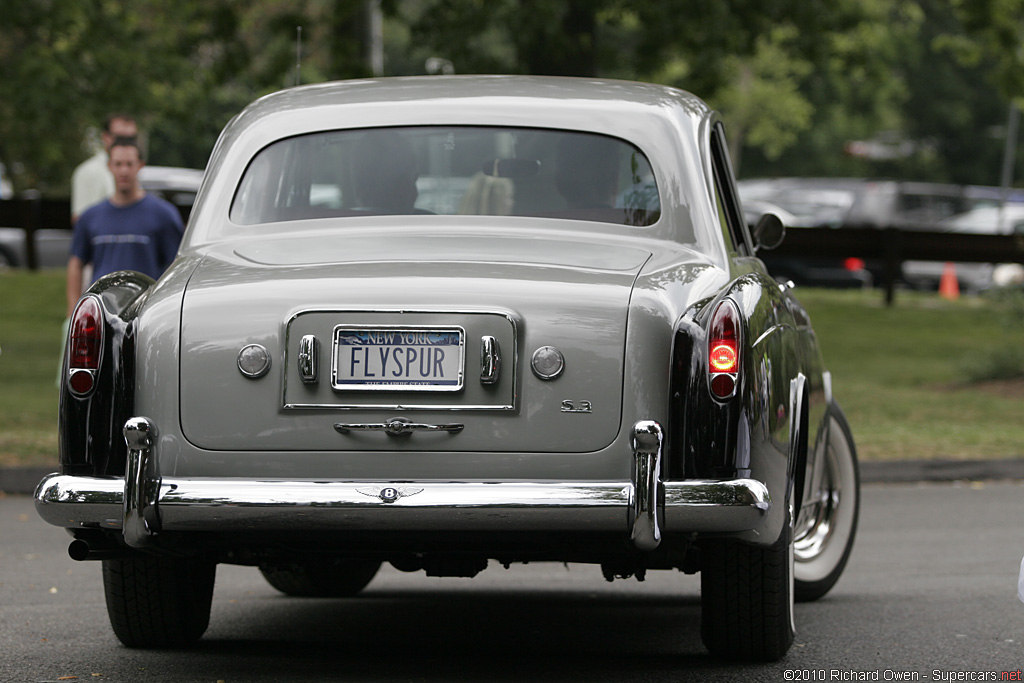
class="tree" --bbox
[2,0,1021,193]
[0,1,380,195]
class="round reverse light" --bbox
[710,373,736,398]
[68,369,96,396]
[237,344,271,379]
[531,345,565,380]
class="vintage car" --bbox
[35,76,859,661]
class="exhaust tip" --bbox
[68,539,91,562]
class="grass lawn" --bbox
[799,287,1024,461]
[1,270,1022,467]
[0,269,65,468]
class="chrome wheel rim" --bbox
[793,415,856,582]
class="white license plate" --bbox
[332,326,465,391]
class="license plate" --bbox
[332,326,465,392]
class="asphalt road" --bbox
[2,481,1023,683]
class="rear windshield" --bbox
[230,126,660,227]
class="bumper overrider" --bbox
[35,418,770,554]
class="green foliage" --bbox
[711,25,814,169]
[1,1,1023,192]
[0,0,379,194]
[951,0,1024,103]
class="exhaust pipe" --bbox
[67,538,132,562]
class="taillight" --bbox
[708,299,739,399]
[68,296,103,396]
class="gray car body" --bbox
[35,75,856,660]
[38,74,849,596]
[47,76,830,542]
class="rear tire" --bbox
[794,403,859,602]
[102,555,216,648]
[260,558,381,597]
[700,519,795,662]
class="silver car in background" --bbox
[0,165,203,268]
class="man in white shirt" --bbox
[61,115,139,386]
[70,114,138,224]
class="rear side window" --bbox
[709,123,751,256]
[230,126,661,227]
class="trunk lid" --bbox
[178,229,651,453]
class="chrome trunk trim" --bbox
[334,417,465,435]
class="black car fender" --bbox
[59,270,154,477]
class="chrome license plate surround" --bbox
[331,325,465,392]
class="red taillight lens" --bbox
[709,341,737,373]
[67,297,102,396]
[708,299,740,399]
[69,297,102,370]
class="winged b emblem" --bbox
[356,486,424,503]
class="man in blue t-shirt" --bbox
[66,137,184,316]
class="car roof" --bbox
[214,76,713,161]
[241,75,709,121]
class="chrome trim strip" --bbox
[334,417,464,435]
[283,401,516,411]
[751,324,783,349]
[35,475,770,534]
[122,417,159,547]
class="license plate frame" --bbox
[331,325,465,392]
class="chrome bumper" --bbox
[35,418,770,551]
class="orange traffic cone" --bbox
[939,262,959,300]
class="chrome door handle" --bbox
[298,334,319,384]
[480,335,501,385]
[335,417,464,436]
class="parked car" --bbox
[35,76,860,662]
[738,177,860,229]
[738,177,1022,289]
[844,180,972,229]
[901,204,1024,292]
[0,165,203,268]
[738,178,871,288]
